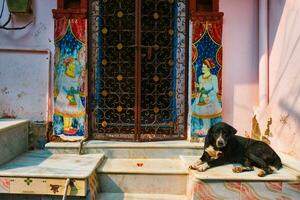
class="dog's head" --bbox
[207,122,237,148]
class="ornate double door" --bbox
[89,0,187,141]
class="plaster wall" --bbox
[0,0,56,121]
[268,0,300,158]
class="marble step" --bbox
[98,158,188,195]
[0,119,29,165]
[46,140,203,159]
[98,158,188,174]
[97,193,187,200]
[99,173,187,195]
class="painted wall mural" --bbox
[53,18,87,140]
[190,18,223,141]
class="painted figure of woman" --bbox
[191,58,222,136]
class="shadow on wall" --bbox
[267,0,300,157]
[256,0,286,123]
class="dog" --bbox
[189,122,282,177]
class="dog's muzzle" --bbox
[216,136,225,148]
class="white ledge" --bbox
[0,119,29,133]
[181,156,300,181]
[190,164,299,181]
[278,152,300,173]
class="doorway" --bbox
[89,0,188,141]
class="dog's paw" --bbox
[257,170,266,177]
[189,160,203,170]
[196,162,209,172]
[232,166,243,173]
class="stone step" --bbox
[98,158,188,174]
[98,158,188,195]
[97,193,187,200]
[46,140,203,159]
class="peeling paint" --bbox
[17,92,26,98]
[0,87,9,95]
[0,112,16,119]
[280,114,289,125]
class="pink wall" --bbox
[267,0,300,158]
[220,0,259,134]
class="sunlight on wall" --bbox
[221,0,259,134]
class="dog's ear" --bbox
[207,125,214,136]
[205,126,214,146]
[225,123,237,135]
[207,126,212,135]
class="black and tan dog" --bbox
[189,122,282,177]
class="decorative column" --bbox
[50,0,88,141]
[189,0,224,141]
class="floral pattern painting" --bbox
[190,18,223,141]
[53,18,87,140]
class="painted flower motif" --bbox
[196,130,206,137]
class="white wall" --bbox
[221,0,259,134]
[0,0,56,121]
[268,0,300,158]
[0,0,56,48]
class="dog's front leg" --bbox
[197,157,229,172]
[189,152,211,170]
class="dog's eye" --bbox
[213,132,219,137]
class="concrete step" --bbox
[97,193,187,200]
[98,158,188,195]
[46,140,203,159]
